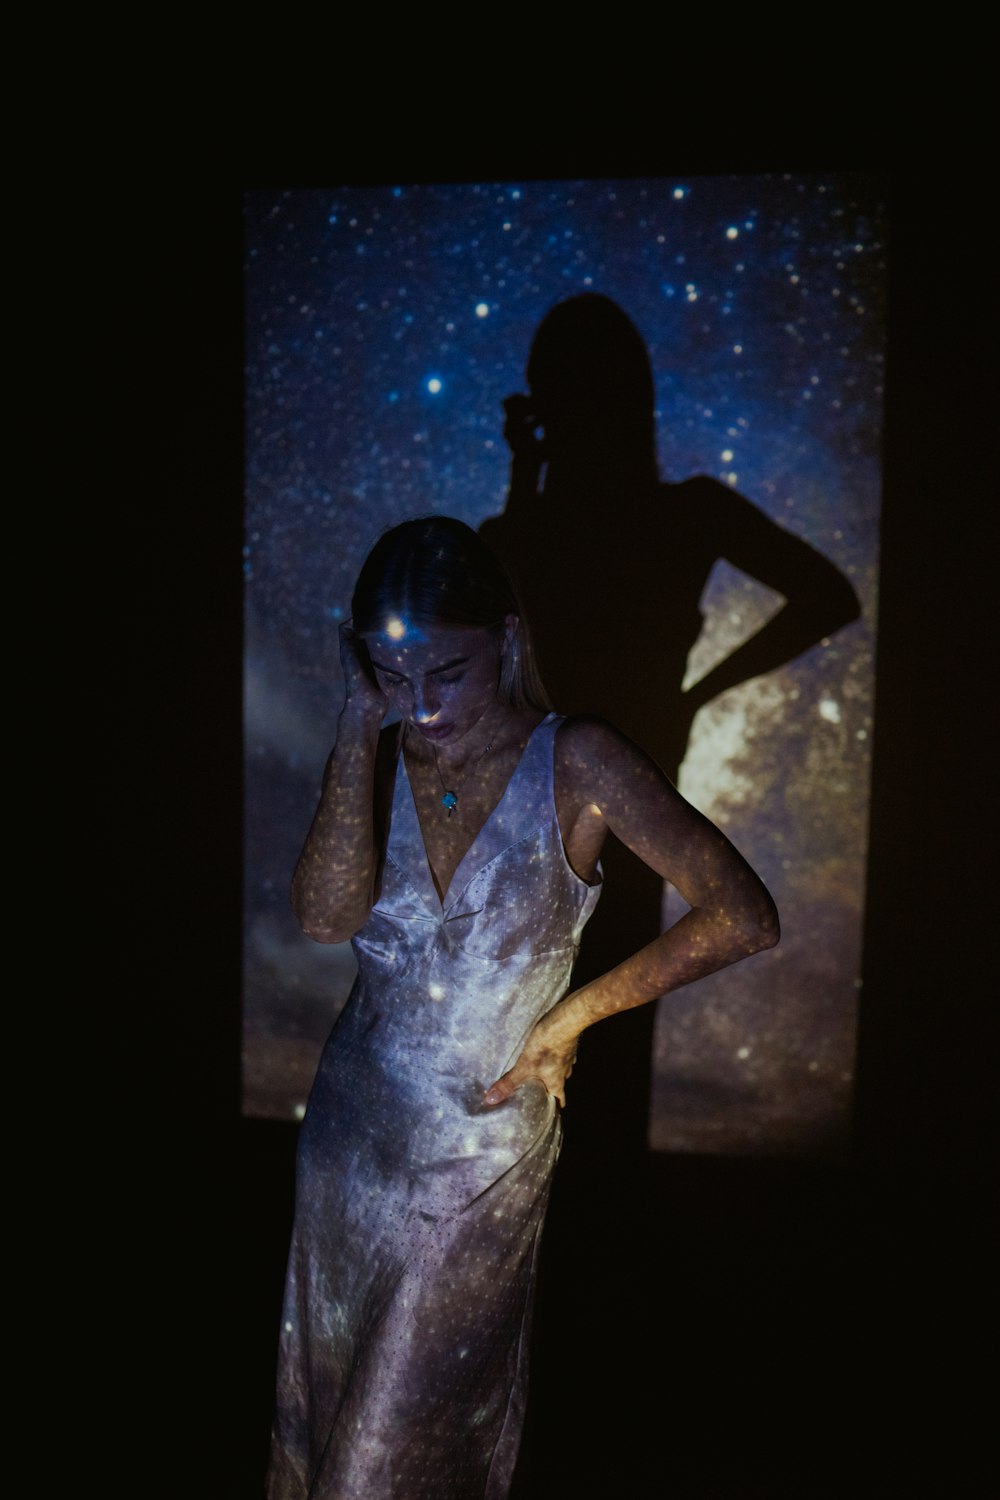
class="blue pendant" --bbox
[441,790,458,814]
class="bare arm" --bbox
[290,625,389,944]
[485,718,779,1106]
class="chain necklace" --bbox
[432,737,495,817]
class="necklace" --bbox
[432,737,495,817]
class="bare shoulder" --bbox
[554,713,610,791]
[555,713,715,867]
[556,713,778,941]
[555,714,667,802]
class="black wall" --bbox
[134,160,991,1497]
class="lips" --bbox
[415,721,454,741]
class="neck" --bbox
[411,701,517,772]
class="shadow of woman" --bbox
[480,293,861,1190]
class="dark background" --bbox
[135,155,992,1497]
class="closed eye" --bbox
[370,656,471,686]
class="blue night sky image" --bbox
[243,172,886,1157]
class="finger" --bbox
[483,1069,520,1107]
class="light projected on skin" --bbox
[243,173,885,1156]
[385,615,406,640]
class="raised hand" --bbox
[339,620,389,725]
[502,393,547,462]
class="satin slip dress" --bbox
[268,712,601,1499]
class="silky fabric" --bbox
[268,714,601,1499]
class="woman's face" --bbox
[360,615,515,748]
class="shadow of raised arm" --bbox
[681,475,861,716]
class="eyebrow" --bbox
[369,654,472,679]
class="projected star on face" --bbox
[382,614,421,642]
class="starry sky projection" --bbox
[243,173,886,1155]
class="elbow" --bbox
[297,912,370,944]
[757,913,781,952]
[291,891,369,945]
[744,898,780,954]
[725,892,779,956]
[299,918,355,945]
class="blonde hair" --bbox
[352,516,552,712]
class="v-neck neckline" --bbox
[397,713,551,910]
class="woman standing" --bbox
[268,516,779,1499]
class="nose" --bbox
[411,680,441,723]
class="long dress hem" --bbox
[267,714,600,1500]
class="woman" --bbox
[267,516,779,1499]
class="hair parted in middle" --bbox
[351,515,552,713]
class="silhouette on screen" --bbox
[481,294,860,1171]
